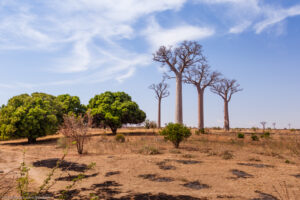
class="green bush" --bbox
[237,133,244,139]
[195,128,206,135]
[261,131,270,138]
[251,133,259,141]
[115,133,125,143]
[160,123,191,148]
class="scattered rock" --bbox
[230,169,253,179]
[237,163,274,168]
[182,181,210,190]
[251,191,278,200]
[138,174,174,182]
[105,171,121,177]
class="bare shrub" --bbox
[59,113,92,154]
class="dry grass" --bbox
[0,128,300,199]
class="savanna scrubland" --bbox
[1,41,299,200]
[1,128,300,200]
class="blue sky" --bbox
[0,0,300,129]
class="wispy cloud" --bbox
[143,18,215,49]
[195,0,300,35]
[0,0,186,82]
[254,5,300,34]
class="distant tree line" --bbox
[0,92,146,143]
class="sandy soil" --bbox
[0,129,300,200]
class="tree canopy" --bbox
[88,91,146,134]
[0,93,62,143]
[57,94,86,116]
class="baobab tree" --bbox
[272,122,276,129]
[260,121,267,132]
[183,63,221,130]
[211,78,242,131]
[149,79,170,128]
[153,41,205,124]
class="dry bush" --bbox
[59,113,92,154]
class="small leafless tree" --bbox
[260,121,267,132]
[272,122,276,129]
[153,41,205,124]
[59,113,92,154]
[184,63,221,130]
[211,78,242,131]
[149,79,170,128]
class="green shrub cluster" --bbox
[160,123,191,148]
[251,133,259,141]
[237,132,244,139]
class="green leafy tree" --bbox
[88,91,146,134]
[0,93,62,143]
[160,123,191,148]
[57,94,86,116]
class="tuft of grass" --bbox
[182,154,195,158]
[115,133,125,143]
[139,145,160,155]
[169,149,181,154]
[221,150,234,160]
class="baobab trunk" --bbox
[224,100,230,131]
[197,86,204,130]
[158,98,161,128]
[175,74,183,124]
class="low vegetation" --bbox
[160,123,191,148]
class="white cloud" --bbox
[143,18,215,49]
[254,5,300,34]
[229,21,252,34]
[196,0,300,35]
[0,0,187,83]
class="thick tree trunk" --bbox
[224,100,230,131]
[28,137,36,144]
[175,74,183,124]
[158,98,161,128]
[111,127,118,135]
[197,86,204,130]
